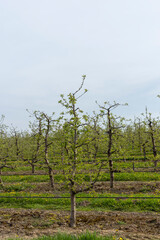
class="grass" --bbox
[7,232,121,240]
[2,171,160,184]
[98,172,160,181]
[1,159,160,215]
[1,175,49,183]
[0,192,160,212]
[0,182,36,192]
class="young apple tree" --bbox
[0,116,14,186]
[20,111,44,174]
[58,76,103,227]
[32,111,56,189]
[97,101,127,188]
[142,108,160,168]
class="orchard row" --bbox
[0,77,160,226]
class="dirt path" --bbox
[0,209,160,239]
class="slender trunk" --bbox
[138,120,142,153]
[154,160,158,171]
[133,162,135,171]
[0,168,3,187]
[44,116,54,189]
[48,167,54,189]
[70,191,76,227]
[148,120,157,157]
[148,121,157,169]
[151,133,157,158]
[152,141,157,169]
[15,136,20,158]
[45,152,54,189]
[107,109,114,189]
[31,164,35,174]
[93,144,98,160]
[132,140,134,150]
[143,145,146,161]
[69,102,77,228]
[109,159,114,188]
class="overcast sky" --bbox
[0,0,160,130]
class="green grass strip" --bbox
[0,192,160,212]
[7,231,119,240]
[2,171,160,183]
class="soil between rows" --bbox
[0,209,160,240]
[1,176,160,239]
[13,181,160,195]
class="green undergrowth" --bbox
[103,160,160,169]
[0,183,36,192]
[99,172,160,181]
[2,171,160,184]
[0,192,160,212]
[1,175,49,183]
[7,232,122,240]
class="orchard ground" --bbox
[0,180,160,240]
[0,208,160,240]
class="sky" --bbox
[0,0,160,130]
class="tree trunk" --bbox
[109,159,114,188]
[154,160,158,171]
[70,191,76,227]
[61,150,65,175]
[0,169,4,187]
[150,133,157,170]
[143,145,146,161]
[148,120,157,158]
[151,134,157,158]
[133,162,135,171]
[48,167,54,189]
[93,144,98,160]
[31,164,35,174]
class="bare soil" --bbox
[26,181,160,195]
[0,209,160,240]
[1,172,160,239]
